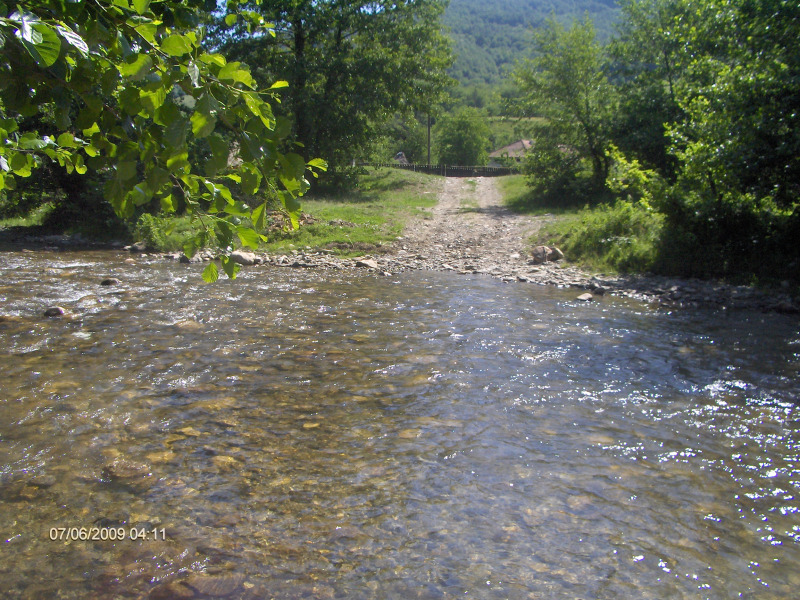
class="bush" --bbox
[133,214,214,253]
[541,199,664,273]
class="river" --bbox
[1,251,798,599]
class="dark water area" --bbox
[1,251,799,599]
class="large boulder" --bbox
[230,250,258,266]
[531,245,564,264]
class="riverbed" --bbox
[1,251,798,599]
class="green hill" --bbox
[443,0,620,85]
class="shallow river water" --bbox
[1,251,799,599]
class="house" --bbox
[488,140,532,167]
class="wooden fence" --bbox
[369,163,518,177]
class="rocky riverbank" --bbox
[138,244,798,314]
[3,176,798,315]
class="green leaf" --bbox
[269,80,289,90]
[206,134,229,176]
[119,86,142,115]
[236,226,261,250]
[11,9,39,43]
[307,158,328,170]
[73,154,87,175]
[224,14,238,26]
[166,149,190,173]
[57,132,77,148]
[190,109,216,138]
[119,53,153,81]
[160,194,175,213]
[139,85,167,117]
[240,163,261,194]
[220,255,241,279]
[202,262,219,283]
[251,202,267,231]
[128,182,152,206]
[132,0,151,15]
[199,52,226,67]
[22,24,62,68]
[9,152,33,176]
[134,22,158,46]
[116,160,137,181]
[218,62,255,88]
[161,34,192,57]
[55,25,88,55]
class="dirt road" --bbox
[389,176,595,287]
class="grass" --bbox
[457,178,479,212]
[538,200,664,274]
[264,167,441,255]
[129,167,443,255]
[497,174,598,215]
[498,174,664,275]
[0,202,57,228]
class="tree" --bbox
[218,0,453,180]
[511,17,616,192]
[0,0,325,280]
[608,0,689,176]
[436,107,491,165]
[657,0,800,278]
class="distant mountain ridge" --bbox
[443,0,620,85]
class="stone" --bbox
[355,259,379,270]
[184,574,245,597]
[43,306,66,317]
[102,458,151,481]
[775,301,799,314]
[100,278,120,286]
[126,241,148,253]
[230,250,257,266]
[531,245,565,264]
[179,254,202,264]
[589,284,606,296]
[149,581,196,600]
[576,293,593,302]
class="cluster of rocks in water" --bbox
[118,241,800,314]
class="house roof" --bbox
[489,139,532,158]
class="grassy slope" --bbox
[498,174,664,274]
[132,167,443,255]
[263,168,442,255]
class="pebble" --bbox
[43,306,66,317]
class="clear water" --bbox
[1,251,798,599]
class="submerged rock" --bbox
[576,293,594,302]
[100,278,120,286]
[43,306,66,317]
[149,581,195,600]
[102,458,153,488]
[184,573,246,597]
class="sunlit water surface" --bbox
[1,251,799,599]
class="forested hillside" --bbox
[444,0,619,85]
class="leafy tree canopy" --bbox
[512,17,615,191]
[436,106,491,165]
[218,0,454,179]
[0,0,326,280]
